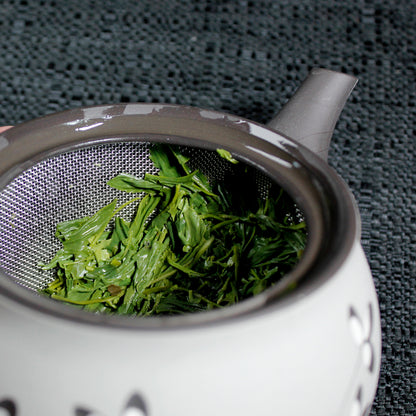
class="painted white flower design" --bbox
[75,393,147,416]
[348,303,375,373]
[348,303,376,416]
[0,398,16,416]
[349,386,372,416]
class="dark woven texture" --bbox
[0,0,415,414]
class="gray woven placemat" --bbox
[0,1,415,414]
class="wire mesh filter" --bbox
[0,140,273,292]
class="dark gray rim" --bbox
[0,103,360,329]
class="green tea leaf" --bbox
[39,144,307,316]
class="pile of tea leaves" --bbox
[39,145,307,316]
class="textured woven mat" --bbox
[0,1,415,414]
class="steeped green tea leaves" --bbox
[39,145,307,316]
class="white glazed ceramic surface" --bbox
[0,241,380,416]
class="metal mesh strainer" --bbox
[0,140,274,294]
[0,103,357,325]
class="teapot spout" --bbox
[267,68,358,161]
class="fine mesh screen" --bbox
[0,140,272,291]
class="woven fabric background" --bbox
[0,0,415,414]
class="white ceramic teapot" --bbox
[0,68,381,416]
